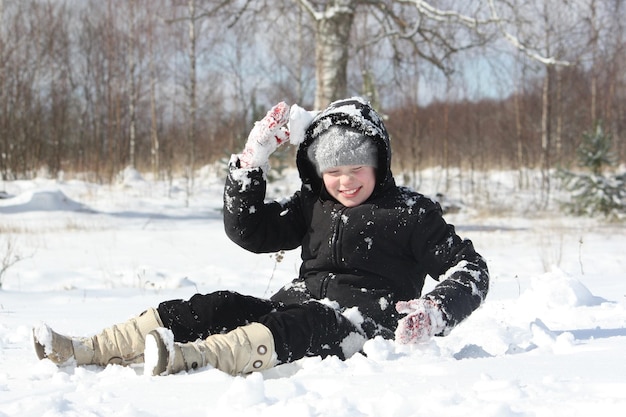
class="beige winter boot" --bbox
[145,322,276,376]
[33,307,163,366]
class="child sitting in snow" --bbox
[33,97,489,376]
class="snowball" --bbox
[288,104,318,145]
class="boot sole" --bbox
[32,328,48,360]
[145,330,170,376]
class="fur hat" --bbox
[307,125,378,174]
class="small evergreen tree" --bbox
[560,122,626,219]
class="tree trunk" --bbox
[149,35,160,179]
[589,0,599,124]
[539,0,553,207]
[0,0,7,178]
[514,82,525,188]
[555,66,562,166]
[540,64,553,207]
[314,6,354,109]
[186,0,198,205]
[127,0,137,169]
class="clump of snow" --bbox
[217,372,268,410]
[288,104,318,145]
[117,166,145,186]
[229,161,257,191]
[452,343,494,359]
[0,189,90,213]
[32,324,54,356]
[520,267,606,308]
[340,331,368,359]
[362,336,397,361]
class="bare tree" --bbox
[146,6,160,177]
[163,0,243,200]
[490,0,587,206]
[184,0,198,203]
[127,0,138,169]
[584,0,625,161]
[0,0,5,178]
[292,0,498,109]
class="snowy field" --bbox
[1,166,625,417]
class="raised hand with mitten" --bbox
[394,298,446,344]
[239,102,291,168]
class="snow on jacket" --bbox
[223,97,489,336]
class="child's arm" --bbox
[223,163,307,253]
[223,103,311,253]
[396,206,490,344]
[395,252,489,344]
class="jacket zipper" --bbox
[320,273,332,299]
[320,207,346,299]
[330,207,345,267]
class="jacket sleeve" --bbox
[411,201,490,335]
[223,157,307,254]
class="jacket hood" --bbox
[296,97,395,200]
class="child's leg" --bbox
[157,290,282,342]
[147,291,284,376]
[34,291,278,368]
[259,301,366,364]
[34,307,163,366]
[146,297,366,376]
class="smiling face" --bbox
[322,165,376,207]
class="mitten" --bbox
[395,298,445,344]
[239,102,291,168]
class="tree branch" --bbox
[294,0,322,20]
[487,0,571,66]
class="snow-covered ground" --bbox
[1,166,625,417]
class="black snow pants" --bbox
[157,290,366,364]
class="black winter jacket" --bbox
[223,98,489,336]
